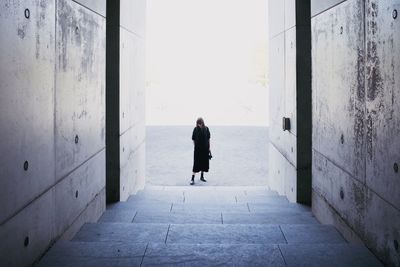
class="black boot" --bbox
[200,172,207,182]
[190,175,195,185]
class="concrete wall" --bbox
[0,0,106,265]
[311,0,400,265]
[268,0,311,204]
[119,0,146,200]
[106,0,146,202]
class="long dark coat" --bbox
[192,126,211,172]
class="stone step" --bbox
[37,241,146,267]
[72,223,345,245]
[128,190,284,204]
[37,242,382,267]
[106,199,311,214]
[99,208,317,224]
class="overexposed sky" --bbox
[146,0,269,126]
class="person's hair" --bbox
[196,117,205,128]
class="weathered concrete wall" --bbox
[0,0,106,266]
[311,0,400,265]
[268,0,311,204]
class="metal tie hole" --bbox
[394,240,399,251]
[75,26,79,34]
[394,163,399,173]
[24,8,30,19]
[75,135,79,144]
[75,190,79,198]
[393,9,398,19]
[23,161,29,171]
[24,236,29,247]
[340,134,344,144]
[340,26,343,34]
[340,188,344,200]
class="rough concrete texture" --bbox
[55,0,106,180]
[119,0,147,200]
[0,0,106,266]
[146,126,269,186]
[37,187,382,266]
[312,0,400,265]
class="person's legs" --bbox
[200,171,207,182]
[190,172,196,185]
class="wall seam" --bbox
[71,0,105,18]
[0,148,105,226]
[313,149,400,213]
[271,142,297,169]
[120,25,143,39]
[311,0,348,18]
[53,0,58,242]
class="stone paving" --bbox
[146,126,269,186]
[37,186,382,266]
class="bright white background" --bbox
[145,0,269,126]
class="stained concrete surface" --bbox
[311,0,400,265]
[146,126,269,186]
[37,187,382,267]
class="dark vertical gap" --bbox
[106,0,121,203]
[278,245,288,267]
[295,0,312,205]
[164,225,171,244]
[140,243,149,267]
[131,211,138,223]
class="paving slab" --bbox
[167,224,286,244]
[280,244,383,267]
[133,211,222,224]
[248,203,311,213]
[146,126,269,186]
[280,224,346,244]
[236,195,290,204]
[73,223,169,243]
[40,241,147,258]
[107,201,173,213]
[37,256,143,267]
[131,191,185,203]
[171,203,250,213]
[98,210,137,223]
[222,212,318,224]
[142,243,285,267]
[183,192,237,204]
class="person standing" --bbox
[190,117,211,185]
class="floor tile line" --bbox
[165,224,171,244]
[279,225,288,244]
[139,243,149,267]
[278,245,288,267]
[131,211,138,223]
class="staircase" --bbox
[38,186,382,266]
